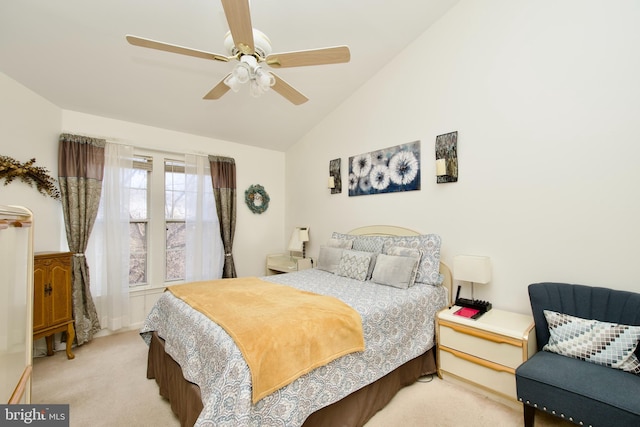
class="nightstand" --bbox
[265,254,312,275]
[437,306,536,401]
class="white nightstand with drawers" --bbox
[437,306,537,401]
[265,254,313,275]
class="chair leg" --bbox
[523,403,535,427]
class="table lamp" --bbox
[288,227,310,259]
[453,255,492,311]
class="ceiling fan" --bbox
[126,0,350,105]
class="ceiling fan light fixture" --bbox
[255,67,275,90]
[232,62,250,83]
[127,2,348,105]
[249,80,264,98]
[226,55,275,97]
[223,74,241,92]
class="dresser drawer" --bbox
[440,324,522,369]
[440,349,516,398]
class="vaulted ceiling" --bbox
[0,0,459,151]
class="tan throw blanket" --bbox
[167,277,365,403]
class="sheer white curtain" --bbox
[185,154,224,281]
[87,142,132,331]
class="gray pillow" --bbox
[326,237,354,249]
[371,253,420,289]
[316,246,344,274]
[382,234,441,285]
[385,245,421,259]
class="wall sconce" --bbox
[435,131,458,183]
[288,226,310,258]
[328,176,335,189]
[329,158,342,194]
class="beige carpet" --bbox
[32,330,572,427]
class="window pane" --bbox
[129,169,148,220]
[166,222,185,281]
[165,160,186,220]
[129,222,147,285]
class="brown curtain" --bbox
[208,155,237,278]
[58,133,105,345]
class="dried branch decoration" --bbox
[0,155,61,200]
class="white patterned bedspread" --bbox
[140,268,448,427]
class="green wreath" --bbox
[244,184,270,214]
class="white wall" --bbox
[285,0,640,314]
[0,73,64,252]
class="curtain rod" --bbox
[61,131,220,158]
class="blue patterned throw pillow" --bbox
[336,250,373,281]
[543,310,640,375]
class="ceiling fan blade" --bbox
[271,73,308,105]
[203,76,231,100]
[265,46,350,68]
[220,0,254,55]
[126,35,230,62]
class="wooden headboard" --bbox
[347,225,452,306]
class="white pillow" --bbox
[316,247,343,274]
[543,310,640,374]
[326,237,354,249]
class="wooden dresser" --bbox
[33,252,75,359]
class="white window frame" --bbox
[129,149,188,291]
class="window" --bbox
[90,148,223,290]
[128,153,188,287]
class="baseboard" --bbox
[441,374,522,411]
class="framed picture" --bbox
[348,141,421,197]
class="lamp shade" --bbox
[453,255,491,284]
[288,227,310,252]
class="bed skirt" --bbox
[147,331,437,427]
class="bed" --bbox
[141,226,452,426]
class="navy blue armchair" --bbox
[515,282,640,427]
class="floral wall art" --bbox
[348,141,421,197]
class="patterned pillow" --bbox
[332,233,385,279]
[335,250,373,281]
[543,310,640,375]
[331,233,386,253]
[371,253,420,289]
[383,235,441,285]
[316,247,344,274]
[352,236,385,253]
